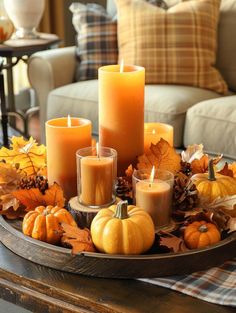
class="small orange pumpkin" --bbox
[22,205,77,244]
[184,221,221,249]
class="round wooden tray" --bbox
[0,215,236,279]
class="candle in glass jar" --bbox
[99,64,145,176]
[144,123,174,152]
[46,117,92,200]
[77,146,117,207]
[134,167,174,230]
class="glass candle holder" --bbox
[132,168,174,231]
[77,146,117,209]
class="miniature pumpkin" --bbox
[191,159,236,202]
[184,221,221,249]
[90,200,155,255]
[22,205,77,244]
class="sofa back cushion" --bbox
[70,3,118,81]
[116,0,227,94]
[216,0,236,92]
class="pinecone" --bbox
[115,177,132,202]
[173,172,199,211]
[19,175,49,194]
[180,161,192,177]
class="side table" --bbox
[0,33,61,147]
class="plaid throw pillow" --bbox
[117,0,228,94]
[70,3,118,81]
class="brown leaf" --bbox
[218,162,234,177]
[12,183,65,211]
[0,194,20,211]
[229,162,236,178]
[61,223,95,254]
[0,206,26,219]
[137,139,181,174]
[0,136,46,176]
[159,233,188,253]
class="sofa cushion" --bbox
[47,81,221,147]
[184,95,236,159]
[116,0,227,94]
[70,3,118,81]
[216,0,236,92]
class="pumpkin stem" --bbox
[198,224,208,233]
[208,159,216,181]
[113,201,129,220]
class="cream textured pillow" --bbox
[117,0,228,94]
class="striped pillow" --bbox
[117,0,228,94]
[70,3,118,81]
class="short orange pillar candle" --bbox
[144,123,174,152]
[99,64,145,176]
[46,117,92,200]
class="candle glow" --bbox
[67,115,72,127]
[120,59,124,73]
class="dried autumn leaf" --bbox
[0,194,20,211]
[160,234,188,253]
[137,139,181,174]
[61,223,95,254]
[208,195,236,217]
[12,183,65,211]
[229,162,236,178]
[181,144,204,163]
[0,136,46,176]
[0,162,23,195]
[227,217,236,233]
[191,155,209,174]
[218,162,234,177]
[0,205,26,219]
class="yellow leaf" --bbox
[137,139,181,174]
[0,136,46,176]
[0,162,23,196]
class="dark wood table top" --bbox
[0,243,234,313]
[0,33,61,58]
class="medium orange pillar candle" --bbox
[46,117,92,200]
[99,64,145,176]
[144,123,174,152]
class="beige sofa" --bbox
[28,0,236,159]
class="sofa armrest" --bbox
[27,46,77,143]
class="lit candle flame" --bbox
[152,129,156,135]
[120,59,124,73]
[149,166,155,187]
[67,115,71,127]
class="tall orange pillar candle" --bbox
[46,117,92,200]
[99,64,145,176]
[144,123,174,152]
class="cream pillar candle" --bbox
[46,117,92,200]
[99,64,145,176]
[144,123,174,152]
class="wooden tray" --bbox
[0,215,236,279]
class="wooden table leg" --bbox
[0,72,9,148]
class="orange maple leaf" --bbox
[12,183,65,211]
[191,155,209,174]
[137,139,181,174]
[191,154,223,175]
